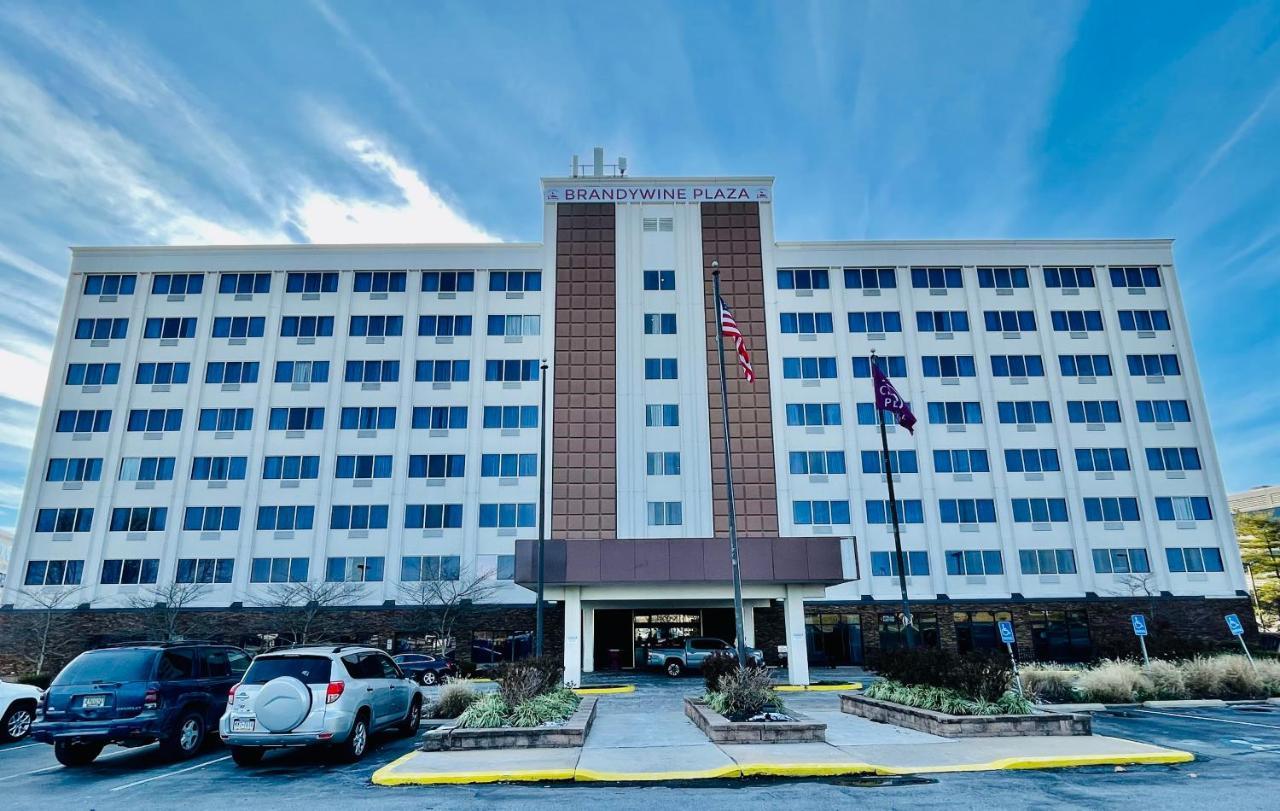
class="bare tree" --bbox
[1112,572,1161,623]
[398,567,499,654]
[256,580,367,645]
[14,587,85,675]
[127,581,211,641]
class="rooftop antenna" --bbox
[617,156,627,177]
[571,154,580,178]
[593,146,604,177]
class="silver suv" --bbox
[218,645,422,765]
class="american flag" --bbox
[718,297,755,383]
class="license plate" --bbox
[231,718,255,732]
[82,695,106,708]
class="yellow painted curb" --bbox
[775,682,862,693]
[872,750,1195,776]
[574,763,743,782]
[372,753,577,786]
[573,685,636,695]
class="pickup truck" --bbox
[644,637,764,677]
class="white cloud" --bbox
[0,338,51,407]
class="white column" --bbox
[782,585,810,686]
[563,586,582,686]
[743,602,757,648]
[582,604,595,673]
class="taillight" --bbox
[228,685,238,705]
[143,688,160,710]
[326,681,345,704]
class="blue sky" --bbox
[0,0,1278,531]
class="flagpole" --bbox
[872,349,915,647]
[712,262,749,668]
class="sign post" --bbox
[1226,614,1256,671]
[998,621,1024,698]
[1131,614,1150,667]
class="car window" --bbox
[243,655,332,685]
[53,649,156,685]
[376,654,402,680]
[201,648,232,678]
[227,650,250,678]
[157,648,197,680]
[342,654,370,680]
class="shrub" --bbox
[702,651,740,693]
[1020,665,1078,703]
[1180,655,1226,698]
[16,673,51,690]
[707,665,781,721]
[455,693,510,729]
[1216,655,1266,699]
[433,679,478,719]
[863,679,1031,716]
[1143,660,1188,700]
[1073,660,1151,703]
[1254,657,1280,696]
[872,648,1011,701]
[508,688,581,728]
[498,656,564,707]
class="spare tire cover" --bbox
[254,676,312,733]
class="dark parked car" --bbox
[32,642,250,766]
[391,653,456,686]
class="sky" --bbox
[0,0,1278,531]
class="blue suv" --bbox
[33,642,250,766]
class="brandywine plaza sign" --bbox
[543,181,772,204]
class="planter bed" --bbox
[420,696,597,751]
[684,697,826,743]
[840,693,1089,737]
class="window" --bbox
[789,450,847,475]
[983,310,1036,333]
[927,401,983,425]
[1127,354,1180,377]
[1146,447,1202,472]
[644,357,679,380]
[1050,310,1104,333]
[496,555,516,581]
[176,557,235,584]
[74,318,128,340]
[786,403,842,426]
[1110,266,1161,289]
[642,313,678,335]
[250,557,310,583]
[1066,400,1121,424]
[218,272,270,294]
[413,406,468,429]
[865,500,925,524]
[954,610,1015,654]
[1043,266,1095,288]
[1083,497,1141,522]
[151,273,203,295]
[35,507,94,533]
[642,216,673,232]
[126,408,182,432]
[489,270,541,292]
[646,501,683,526]
[939,499,997,524]
[408,454,466,478]
[255,506,315,531]
[977,266,1028,289]
[1118,310,1172,332]
[326,556,384,582]
[485,359,540,382]
[262,455,320,480]
[1011,498,1069,523]
[777,268,829,290]
[280,315,335,337]
[645,404,680,427]
[1091,548,1150,574]
[482,405,538,429]
[285,271,337,293]
[1018,550,1077,575]
[860,450,918,474]
[400,555,460,582]
[484,314,538,337]
[880,613,940,652]
[421,314,475,337]
[268,407,323,431]
[100,558,160,585]
[68,362,121,385]
[843,267,896,289]
[144,317,198,339]
[109,506,167,532]
[782,356,837,380]
[24,560,84,586]
[793,500,851,525]
[344,359,400,383]
[847,311,902,333]
[118,457,176,481]
[416,359,470,383]
[945,550,1004,575]
[780,312,834,334]
[45,457,103,483]
[1137,399,1191,423]
[851,356,906,378]
[204,361,257,384]
[870,551,930,576]
[932,449,990,473]
[1058,354,1113,377]
[190,456,247,481]
[404,504,464,529]
[183,506,240,531]
[84,274,136,295]
[1004,448,1061,472]
[1155,496,1213,521]
[643,270,676,290]
[856,402,911,426]
[989,355,1044,377]
[922,355,976,378]
[336,454,394,479]
[135,362,189,385]
[339,406,394,430]
[480,453,538,478]
[911,267,963,290]
[996,399,1053,426]
[55,409,111,433]
[199,407,253,431]
[1075,448,1131,472]
[645,452,681,476]
[354,270,406,293]
[349,315,403,338]
[479,503,537,528]
[1166,547,1225,573]
[422,270,474,292]
[915,311,970,333]
[330,505,390,530]
[274,360,329,384]
[1030,610,1093,662]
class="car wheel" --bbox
[398,697,422,736]
[54,740,104,767]
[230,746,264,767]
[666,660,683,678]
[421,670,438,686]
[1,702,36,742]
[336,713,370,763]
[163,711,205,760]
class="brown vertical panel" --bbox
[702,202,779,536]
[552,203,617,538]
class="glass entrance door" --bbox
[805,612,864,666]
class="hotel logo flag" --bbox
[872,362,916,433]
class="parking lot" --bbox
[2,688,1279,810]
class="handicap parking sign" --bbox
[1131,614,1148,636]
[1226,614,1244,636]
[998,620,1015,644]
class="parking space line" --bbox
[108,755,231,792]
[0,744,43,755]
[1133,709,1280,730]
[0,764,61,782]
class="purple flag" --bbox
[872,362,917,434]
